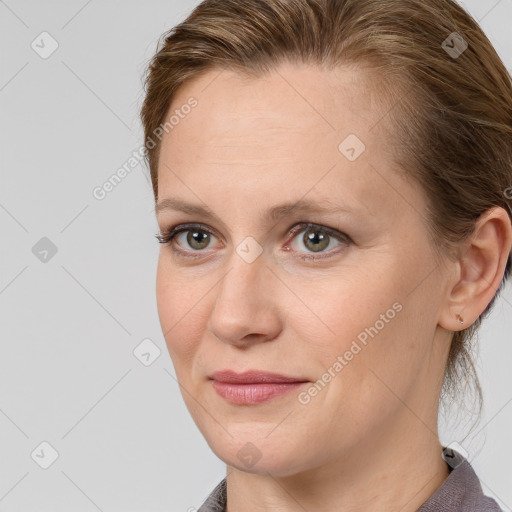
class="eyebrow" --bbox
[155,197,358,224]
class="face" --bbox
[155,62,452,478]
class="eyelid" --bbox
[156,222,215,238]
[286,222,352,245]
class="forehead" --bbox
[156,62,419,223]
[167,61,380,139]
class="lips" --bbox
[209,370,309,405]
[209,369,308,384]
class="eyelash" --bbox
[155,222,352,262]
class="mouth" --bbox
[208,369,309,405]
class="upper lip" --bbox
[209,369,308,384]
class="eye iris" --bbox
[187,230,210,250]
[303,229,329,252]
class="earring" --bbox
[456,313,464,325]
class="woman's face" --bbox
[155,62,453,477]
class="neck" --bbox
[225,414,450,512]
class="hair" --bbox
[140,0,512,429]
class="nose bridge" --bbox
[219,232,268,299]
[207,242,281,344]
[216,244,269,316]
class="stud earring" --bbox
[456,313,464,324]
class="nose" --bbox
[206,250,282,348]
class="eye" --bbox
[155,223,218,257]
[285,222,351,261]
[155,221,352,261]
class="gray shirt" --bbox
[197,448,503,511]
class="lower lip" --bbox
[211,380,306,405]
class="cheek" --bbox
[311,274,438,420]
[288,261,424,400]
[288,263,403,355]
[156,256,205,366]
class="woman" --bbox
[140,0,511,510]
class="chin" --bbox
[200,424,314,477]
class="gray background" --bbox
[0,1,511,510]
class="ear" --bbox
[438,206,512,332]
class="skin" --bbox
[154,61,512,511]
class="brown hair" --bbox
[140,0,512,423]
